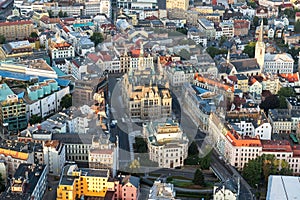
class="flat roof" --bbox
[267,175,300,200]
[0,83,14,102]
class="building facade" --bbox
[0,20,33,41]
[264,53,294,74]
[0,84,27,133]
[144,120,189,168]
[166,0,189,10]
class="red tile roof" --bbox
[0,20,32,26]
[88,53,100,63]
[234,20,249,29]
[40,16,61,24]
[261,140,292,152]
[279,73,299,82]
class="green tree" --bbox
[166,176,173,182]
[243,42,256,58]
[60,94,72,109]
[253,16,259,27]
[58,10,64,18]
[176,27,188,35]
[47,10,54,18]
[260,95,280,113]
[219,35,227,47]
[206,47,227,59]
[287,47,300,60]
[90,32,104,47]
[278,87,295,97]
[295,21,300,34]
[263,18,268,25]
[0,35,5,44]
[29,114,42,125]
[247,0,258,8]
[199,151,211,170]
[242,158,261,187]
[188,141,199,156]
[63,12,68,17]
[129,159,140,174]
[133,137,148,153]
[193,169,205,186]
[277,87,295,108]
[178,49,191,60]
[30,32,38,38]
[284,8,297,19]
[242,154,292,187]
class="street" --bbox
[108,74,133,169]
[43,175,59,200]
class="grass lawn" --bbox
[172,176,192,180]
[176,192,212,199]
[171,180,194,188]
[148,173,160,177]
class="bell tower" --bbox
[255,20,265,71]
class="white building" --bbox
[27,82,70,118]
[164,64,198,87]
[48,34,75,60]
[144,120,189,168]
[88,135,119,177]
[53,133,93,163]
[213,179,238,200]
[187,28,207,47]
[76,37,95,56]
[84,0,111,17]
[198,18,216,39]
[249,77,263,96]
[268,109,292,134]
[68,58,88,80]
[0,59,58,79]
[43,140,66,176]
[264,53,294,74]
[229,117,272,140]
[219,21,234,38]
[149,180,178,200]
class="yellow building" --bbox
[57,165,114,200]
[236,74,249,93]
[166,0,189,11]
[194,6,213,14]
[0,40,33,59]
[0,20,33,41]
[32,10,49,24]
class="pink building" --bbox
[109,175,140,200]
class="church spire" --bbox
[226,48,230,64]
[255,19,266,70]
[258,19,264,42]
[139,41,144,57]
